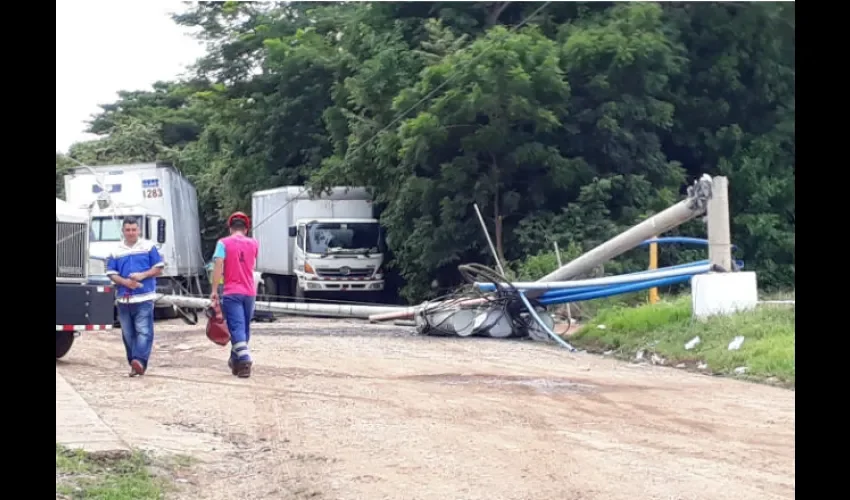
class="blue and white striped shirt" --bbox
[106,239,165,303]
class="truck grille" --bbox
[315,267,373,278]
[56,221,87,280]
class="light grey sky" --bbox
[56,0,206,153]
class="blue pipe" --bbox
[534,260,741,298]
[637,237,739,252]
[477,260,711,293]
[536,283,610,295]
[652,259,709,270]
[538,274,697,305]
[531,266,709,296]
[659,259,742,270]
[610,260,709,277]
[538,275,694,301]
[539,273,696,302]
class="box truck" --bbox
[56,198,116,358]
[64,163,206,320]
[252,186,386,302]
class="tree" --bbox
[67,1,795,299]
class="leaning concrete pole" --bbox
[706,176,732,271]
[538,175,715,283]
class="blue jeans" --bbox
[117,300,155,369]
[222,294,255,363]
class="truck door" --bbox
[295,224,306,272]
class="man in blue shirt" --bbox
[106,217,165,377]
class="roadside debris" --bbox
[685,336,701,350]
[728,336,745,351]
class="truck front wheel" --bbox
[263,276,278,302]
[56,331,75,359]
[292,277,305,302]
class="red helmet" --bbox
[228,211,251,230]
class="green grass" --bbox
[56,444,168,500]
[571,296,795,386]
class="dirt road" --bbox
[57,318,794,500]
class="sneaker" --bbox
[236,360,253,378]
[227,358,238,376]
[130,360,146,376]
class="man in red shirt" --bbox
[210,212,259,378]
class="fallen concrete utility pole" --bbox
[368,297,485,322]
[539,175,715,282]
[368,175,717,323]
[155,295,413,320]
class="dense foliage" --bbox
[56,1,795,302]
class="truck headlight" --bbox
[89,258,106,276]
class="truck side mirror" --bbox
[157,219,167,244]
[288,226,297,238]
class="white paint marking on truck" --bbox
[56,325,114,331]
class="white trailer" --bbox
[252,186,386,302]
[64,163,206,317]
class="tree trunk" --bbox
[486,2,511,27]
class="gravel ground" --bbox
[56,318,795,500]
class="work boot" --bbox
[236,360,253,379]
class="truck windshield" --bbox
[90,216,142,242]
[306,223,383,255]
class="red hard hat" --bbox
[228,211,251,230]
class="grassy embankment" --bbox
[56,444,192,499]
[569,293,795,387]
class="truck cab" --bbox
[55,198,117,359]
[87,208,167,261]
[252,186,389,303]
[289,218,385,296]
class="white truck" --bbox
[252,186,386,302]
[56,198,115,358]
[63,163,206,319]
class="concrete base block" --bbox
[691,272,758,320]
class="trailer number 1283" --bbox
[144,188,163,198]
